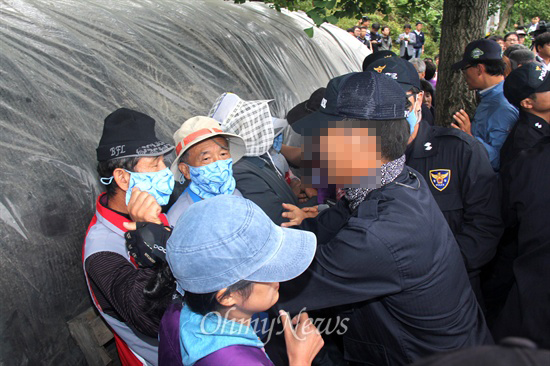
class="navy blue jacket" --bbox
[500,111,550,169]
[492,137,550,348]
[406,122,502,282]
[278,167,491,365]
[414,30,425,49]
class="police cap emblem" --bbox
[471,48,484,59]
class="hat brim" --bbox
[452,59,469,71]
[246,226,317,284]
[291,110,344,136]
[286,100,310,125]
[170,132,246,182]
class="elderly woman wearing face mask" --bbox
[166,116,246,225]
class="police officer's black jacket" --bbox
[278,166,491,366]
[405,121,502,276]
[500,111,550,169]
[492,137,550,348]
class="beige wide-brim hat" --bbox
[170,116,246,182]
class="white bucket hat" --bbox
[170,116,246,182]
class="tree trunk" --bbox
[435,0,490,127]
[497,0,515,34]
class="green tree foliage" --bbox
[236,0,545,52]
[235,0,444,57]
[488,0,550,32]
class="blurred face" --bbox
[318,124,381,187]
[179,136,230,180]
[424,92,433,108]
[518,34,526,44]
[416,23,423,31]
[405,27,411,34]
[354,27,361,37]
[497,39,505,50]
[505,34,519,48]
[382,27,390,36]
[532,16,540,24]
[360,28,367,38]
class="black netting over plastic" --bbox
[0,0,366,363]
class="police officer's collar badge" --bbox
[429,169,451,191]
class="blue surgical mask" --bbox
[406,110,417,135]
[188,158,236,199]
[124,167,174,206]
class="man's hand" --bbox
[298,186,318,204]
[125,188,162,230]
[290,178,302,199]
[281,203,318,227]
[452,109,473,136]
[280,310,324,366]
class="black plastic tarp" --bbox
[0,0,367,364]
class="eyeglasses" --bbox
[461,64,474,72]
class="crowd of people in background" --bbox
[82,11,550,366]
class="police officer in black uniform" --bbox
[500,62,550,168]
[365,57,503,305]
[278,71,491,366]
[491,136,550,348]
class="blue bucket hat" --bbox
[166,195,317,294]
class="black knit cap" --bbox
[96,108,174,162]
[365,57,421,92]
[337,71,407,120]
[504,62,550,107]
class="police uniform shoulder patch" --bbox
[429,169,451,191]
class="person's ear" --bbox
[416,91,425,108]
[113,168,131,192]
[179,162,191,180]
[216,289,237,307]
[520,98,534,110]
[476,64,486,77]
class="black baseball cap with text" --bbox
[364,57,421,92]
[504,62,550,107]
[452,39,502,71]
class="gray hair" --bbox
[409,58,426,73]
[509,50,536,69]
[503,43,528,58]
